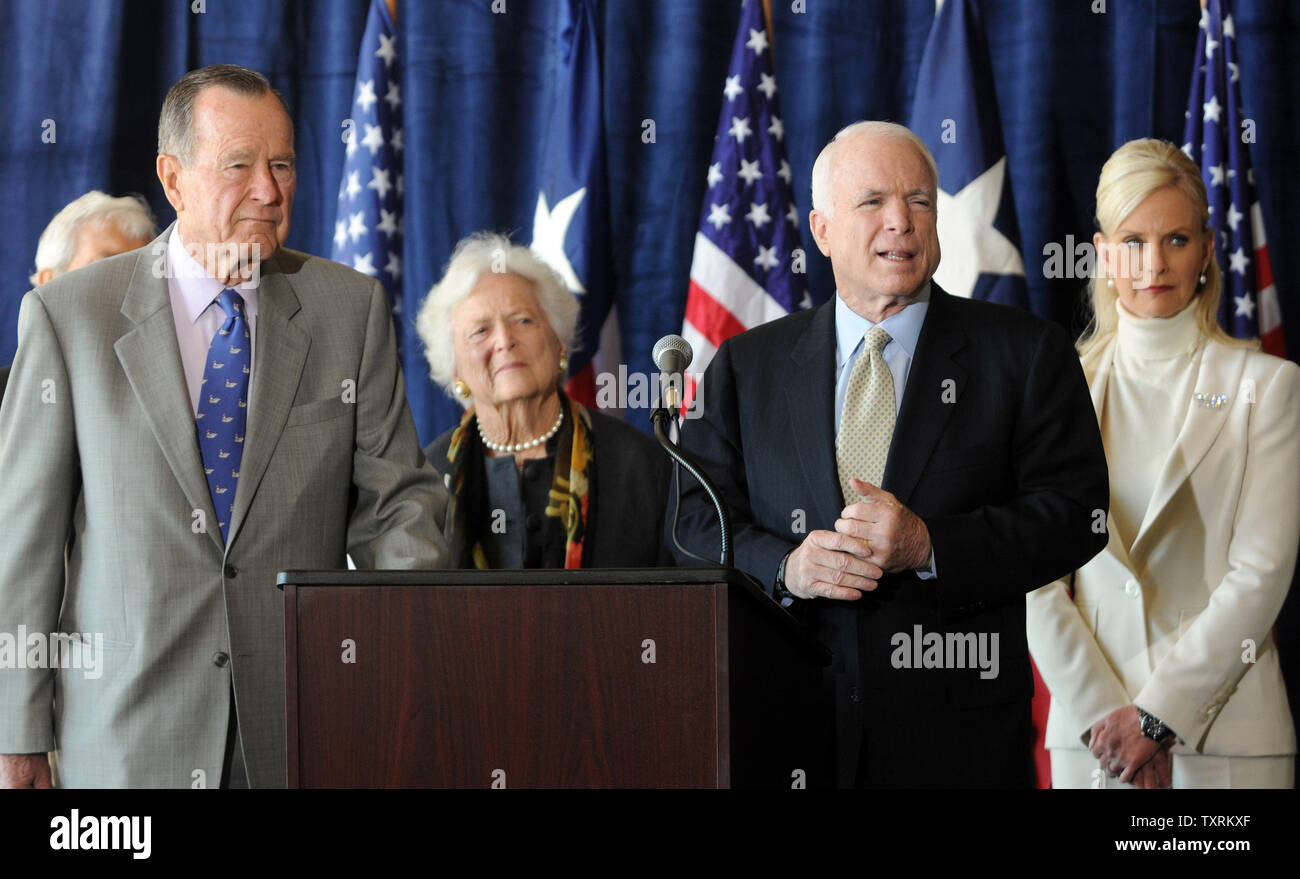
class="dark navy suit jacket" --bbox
[673,284,1109,788]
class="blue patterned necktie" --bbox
[196,289,250,542]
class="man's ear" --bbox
[157,154,184,213]
[809,209,831,257]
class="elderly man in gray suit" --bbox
[0,65,449,788]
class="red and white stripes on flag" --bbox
[681,0,810,404]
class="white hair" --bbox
[810,120,939,217]
[31,191,156,286]
[416,232,581,405]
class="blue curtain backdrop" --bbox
[2,0,1300,746]
[5,0,1300,437]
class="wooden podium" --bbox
[280,568,830,788]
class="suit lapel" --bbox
[785,302,844,528]
[114,232,224,553]
[881,286,966,505]
[1130,341,1248,558]
[226,257,309,546]
[1078,338,1139,573]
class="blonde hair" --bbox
[1078,138,1254,356]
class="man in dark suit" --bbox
[673,121,1109,788]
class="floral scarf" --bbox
[443,391,594,569]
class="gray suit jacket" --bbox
[0,225,449,787]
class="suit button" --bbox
[212,652,230,668]
[224,564,238,579]
[849,687,863,703]
[1124,578,1140,598]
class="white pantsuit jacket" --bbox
[1027,334,1299,779]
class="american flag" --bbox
[681,0,809,400]
[1182,0,1285,356]
[332,0,403,327]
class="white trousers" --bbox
[1050,748,1294,789]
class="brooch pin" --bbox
[1193,392,1228,409]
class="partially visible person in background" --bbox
[418,232,671,569]
[31,190,157,287]
[0,192,157,405]
[0,192,157,406]
[1027,138,1299,789]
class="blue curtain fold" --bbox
[1,0,1298,425]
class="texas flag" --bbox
[909,0,1028,308]
[530,0,619,410]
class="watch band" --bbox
[1137,708,1175,744]
[773,549,797,608]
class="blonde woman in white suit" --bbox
[1026,138,1299,789]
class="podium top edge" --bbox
[277,566,749,588]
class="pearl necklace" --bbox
[478,408,564,454]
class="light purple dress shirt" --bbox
[166,227,259,415]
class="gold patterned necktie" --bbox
[836,325,895,505]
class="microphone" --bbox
[652,334,693,412]
[649,335,732,569]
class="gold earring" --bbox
[558,354,569,373]
[452,379,470,399]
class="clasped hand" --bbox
[1089,705,1172,789]
[782,479,931,601]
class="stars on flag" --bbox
[1183,0,1283,353]
[376,32,396,67]
[368,165,393,199]
[332,0,403,296]
[356,80,377,113]
[1202,94,1222,123]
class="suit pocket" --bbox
[285,397,352,428]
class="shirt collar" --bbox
[167,226,261,325]
[834,281,931,368]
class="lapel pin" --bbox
[1193,392,1228,409]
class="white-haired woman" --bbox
[1027,139,1299,789]
[417,232,672,569]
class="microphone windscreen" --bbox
[652,334,694,373]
